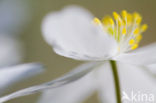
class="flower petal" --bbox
[93,62,116,103]
[42,6,118,61]
[146,64,156,72]
[113,43,156,65]
[97,62,156,103]
[0,62,100,103]
[38,71,97,103]
[143,63,156,77]
[0,63,43,94]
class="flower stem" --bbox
[110,60,122,103]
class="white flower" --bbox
[38,62,156,103]
[0,35,43,95]
[0,35,43,97]
[0,36,44,96]
[0,0,31,65]
[0,6,156,103]
[0,0,44,98]
[0,63,44,94]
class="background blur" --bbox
[1,0,156,103]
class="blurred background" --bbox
[0,0,156,103]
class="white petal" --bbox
[146,64,156,71]
[93,62,116,103]
[114,43,156,65]
[0,63,43,93]
[0,62,100,103]
[0,35,22,67]
[119,63,156,103]
[144,63,156,76]
[42,6,118,61]
[38,71,97,103]
[97,62,156,103]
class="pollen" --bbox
[129,39,135,45]
[93,10,148,52]
[136,34,142,42]
[109,18,115,26]
[141,24,148,32]
[121,10,127,19]
[133,12,142,24]
[102,16,114,26]
[122,27,126,35]
[127,13,133,24]
[134,28,139,35]
[93,17,101,25]
[131,44,138,50]
[113,12,119,20]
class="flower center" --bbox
[93,10,148,52]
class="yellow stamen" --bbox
[93,10,147,52]
[109,18,115,25]
[113,12,119,20]
[118,19,123,26]
[131,44,138,50]
[93,17,101,25]
[122,27,127,35]
[129,39,135,45]
[108,27,114,35]
[127,13,133,24]
[136,34,142,42]
[102,16,114,26]
[121,10,127,19]
[113,12,123,26]
[141,24,148,32]
[134,28,139,35]
[133,12,142,24]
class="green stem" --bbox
[110,60,122,103]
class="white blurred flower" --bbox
[0,0,43,97]
[0,34,43,96]
[0,63,44,94]
[0,0,32,65]
[0,6,156,103]
[38,62,156,103]
[0,0,31,35]
[0,33,43,96]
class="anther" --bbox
[133,12,142,24]
[136,34,142,42]
[141,24,148,32]
[122,10,127,19]
[131,44,138,50]
[129,39,135,45]
[122,27,126,35]
[134,28,139,35]
[93,18,101,25]
[113,12,119,20]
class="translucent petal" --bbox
[0,62,100,103]
[0,63,43,94]
[38,71,97,103]
[42,6,118,61]
[114,43,156,65]
[97,62,156,103]
[146,64,156,73]
[94,62,116,103]
[144,63,156,77]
